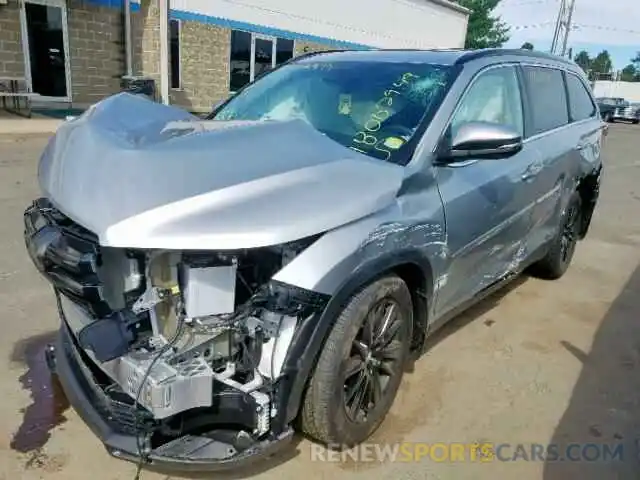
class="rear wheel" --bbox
[300,275,413,446]
[603,111,613,123]
[530,191,582,280]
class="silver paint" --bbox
[38,50,604,331]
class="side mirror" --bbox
[444,122,523,161]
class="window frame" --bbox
[563,70,597,123]
[169,18,182,90]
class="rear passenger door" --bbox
[520,66,601,253]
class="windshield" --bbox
[212,59,453,165]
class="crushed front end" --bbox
[24,197,329,471]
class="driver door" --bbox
[433,65,540,318]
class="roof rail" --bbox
[455,48,576,66]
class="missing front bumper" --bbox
[50,325,294,472]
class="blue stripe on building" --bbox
[84,0,372,50]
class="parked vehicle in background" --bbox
[24,48,603,473]
[613,102,640,124]
[596,97,624,122]
[596,97,640,123]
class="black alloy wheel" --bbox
[343,298,404,423]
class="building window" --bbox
[230,30,251,92]
[170,19,181,89]
[229,30,295,92]
[276,38,294,65]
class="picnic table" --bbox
[0,77,40,118]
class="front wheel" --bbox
[530,191,582,280]
[300,275,413,447]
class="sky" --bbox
[493,0,640,69]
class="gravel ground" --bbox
[1,123,639,480]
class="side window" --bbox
[522,66,569,135]
[565,73,596,121]
[451,66,524,137]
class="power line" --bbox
[573,24,640,36]
[511,21,556,30]
[501,0,558,5]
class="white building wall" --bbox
[168,0,469,49]
[593,81,640,103]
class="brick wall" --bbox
[170,21,230,113]
[131,0,159,87]
[67,0,125,105]
[0,0,25,78]
[294,40,342,57]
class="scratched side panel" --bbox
[273,174,448,315]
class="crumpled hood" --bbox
[39,93,405,250]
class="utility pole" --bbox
[560,0,576,57]
[550,0,566,55]
[550,0,576,57]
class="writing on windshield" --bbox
[213,59,452,166]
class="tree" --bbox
[520,42,534,50]
[573,50,591,72]
[632,52,640,78]
[458,0,510,49]
[591,50,613,75]
[620,64,638,82]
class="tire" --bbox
[603,112,613,123]
[300,274,413,447]
[633,119,639,125]
[530,191,582,280]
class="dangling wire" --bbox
[132,298,186,480]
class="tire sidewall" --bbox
[328,276,413,446]
[550,192,582,275]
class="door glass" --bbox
[451,66,524,137]
[522,66,568,135]
[254,38,274,79]
[25,3,67,97]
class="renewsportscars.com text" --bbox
[310,442,626,463]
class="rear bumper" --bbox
[612,115,639,121]
[49,325,295,472]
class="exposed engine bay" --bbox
[25,198,328,442]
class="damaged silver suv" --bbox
[24,48,603,471]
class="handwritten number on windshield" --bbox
[349,73,419,160]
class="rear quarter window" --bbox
[522,66,569,136]
[565,73,596,121]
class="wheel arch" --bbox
[275,249,434,427]
[576,165,602,239]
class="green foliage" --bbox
[573,50,591,72]
[457,0,510,49]
[591,50,613,75]
[620,64,638,82]
[520,42,534,50]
